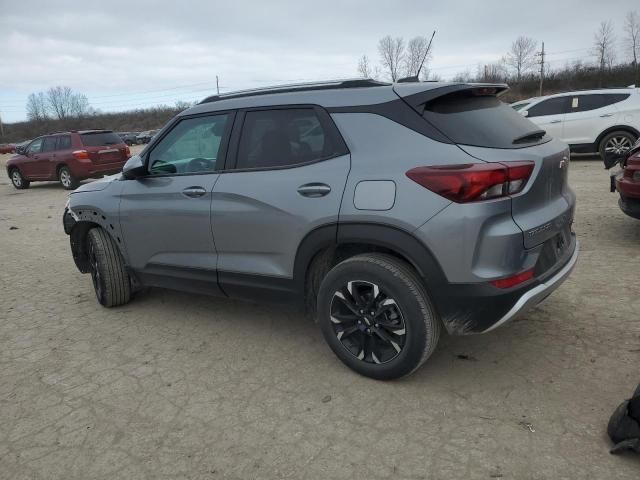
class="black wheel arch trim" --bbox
[293,221,449,298]
[64,208,128,274]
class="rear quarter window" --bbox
[80,132,123,147]
[422,91,549,149]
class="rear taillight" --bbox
[490,268,534,289]
[124,146,131,158]
[406,161,534,203]
[72,150,90,160]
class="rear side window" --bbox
[80,132,123,147]
[236,108,337,169]
[41,137,57,152]
[571,94,631,112]
[526,97,570,117]
[57,135,71,150]
[421,91,550,148]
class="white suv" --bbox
[513,88,640,157]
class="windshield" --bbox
[511,102,530,111]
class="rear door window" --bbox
[236,108,336,169]
[80,132,123,147]
[526,97,571,117]
[421,91,550,148]
[41,137,57,153]
[571,94,631,112]
[57,135,72,150]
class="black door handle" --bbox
[297,183,331,197]
[182,186,207,198]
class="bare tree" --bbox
[504,36,537,84]
[357,55,373,78]
[26,92,49,121]
[478,62,506,83]
[378,36,405,81]
[625,10,640,84]
[592,21,616,87]
[404,36,431,78]
[452,70,473,82]
[45,86,91,120]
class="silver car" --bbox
[63,79,578,379]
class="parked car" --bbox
[63,80,577,379]
[117,132,139,146]
[513,88,640,157]
[0,143,15,154]
[7,130,130,190]
[136,130,158,144]
[607,139,640,219]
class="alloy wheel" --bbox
[60,170,72,188]
[605,136,633,155]
[11,171,22,187]
[330,280,407,364]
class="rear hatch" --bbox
[395,83,575,250]
[79,131,129,164]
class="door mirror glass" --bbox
[122,155,146,179]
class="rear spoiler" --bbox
[393,83,510,111]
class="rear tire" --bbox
[59,166,79,190]
[317,253,440,380]
[599,130,637,159]
[87,228,131,307]
[9,168,30,189]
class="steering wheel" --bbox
[186,157,213,173]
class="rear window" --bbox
[422,91,549,148]
[80,132,123,147]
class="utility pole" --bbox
[216,76,220,95]
[537,42,545,97]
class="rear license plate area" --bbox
[534,224,572,276]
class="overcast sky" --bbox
[0,0,637,122]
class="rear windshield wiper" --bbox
[512,129,546,144]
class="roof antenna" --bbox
[416,30,436,80]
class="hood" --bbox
[71,173,121,193]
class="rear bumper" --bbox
[482,240,579,332]
[434,234,578,335]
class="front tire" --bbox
[87,228,131,307]
[317,253,440,380]
[10,168,30,189]
[59,166,79,190]
[599,130,637,159]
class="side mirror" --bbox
[122,155,146,179]
[521,110,529,117]
[15,146,25,154]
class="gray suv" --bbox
[63,79,578,379]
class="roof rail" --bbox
[199,78,390,104]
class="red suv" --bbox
[6,130,130,190]
[611,142,640,219]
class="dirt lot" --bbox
[0,150,639,479]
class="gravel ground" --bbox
[0,150,639,479]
